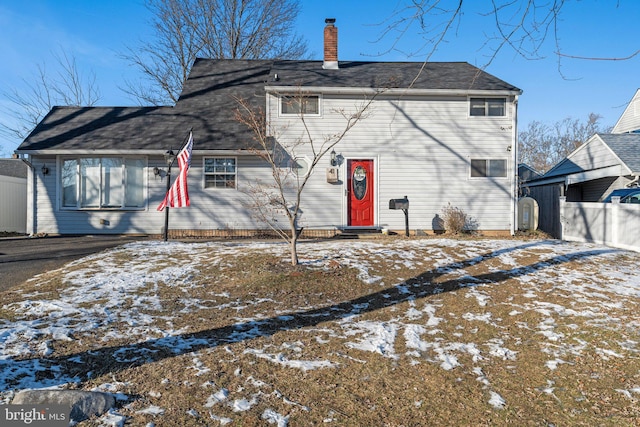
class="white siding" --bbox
[269,93,517,232]
[29,155,273,235]
[568,137,622,171]
[612,90,640,134]
[30,92,518,235]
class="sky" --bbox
[1,238,639,424]
[1,0,639,155]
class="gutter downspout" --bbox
[511,95,519,235]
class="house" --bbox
[612,88,640,134]
[15,19,522,238]
[0,158,28,233]
[518,163,542,198]
[523,89,640,237]
[518,164,542,183]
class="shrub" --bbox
[440,203,471,234]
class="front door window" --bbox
[352,166,367,200]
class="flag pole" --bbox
[163,156,173,242]
[162,129,193,242]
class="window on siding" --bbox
[62,157,146,209]
[291,157,310,177]
[204,157,236,188]
[471,159,507,178]
[281,95,319,115]
[470,98,506,117]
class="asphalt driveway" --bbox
[0,235,149,292]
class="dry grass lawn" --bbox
[1,236,640,426]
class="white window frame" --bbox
[203,156,237,189]
[279,94,321,117]
[469,97,507,117]
[290,156,311,178]
[470,158,508,178]
[59,156,147,210]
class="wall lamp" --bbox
[41,164,49,175]
[330,149,337,166]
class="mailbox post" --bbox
[388,196,409,236]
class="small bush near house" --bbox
[439,203,472,234]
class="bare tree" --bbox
[373,1,637,77]
[122,0,308,105]
[518,113,610,173]
[0,49,100,147]
[234,91,376,265]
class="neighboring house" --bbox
[518,163,542,183]
[523,91,640,237]
[612,88,640,134]
[0,158,28,233]
[15,19,522,237]
[518,163,542,197]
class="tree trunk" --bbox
[290,231,299,266]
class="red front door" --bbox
[347,159,374,227]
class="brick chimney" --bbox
[323,18,338,69]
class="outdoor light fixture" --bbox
[330,149,337,166]
[41,164,49,175]
[164,149,176,166]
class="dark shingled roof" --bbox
[266,60,521,91]
[17,58,521,153]
[599,133,640,174]
[17,106,178,152]
[0,158,28,178]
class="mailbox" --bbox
[389,197,409,210]
[388,196,410,236]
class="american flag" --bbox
[157,132,193,211]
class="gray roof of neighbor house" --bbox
[17,58,521,153]
[0,158,28,178]
[531,133,640,184]
[599,133,640,174]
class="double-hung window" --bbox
[62,157,146,209]
[470,98,506,117]
[281,95,320,115]
[204,157,236,188]
[470,159,507,178]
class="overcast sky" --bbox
[1,0,639,154]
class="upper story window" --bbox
[471,159,507,178]
[470,98,506,117]
[61,157,146,209]
[204,157,236,189]
[281,95,320,115]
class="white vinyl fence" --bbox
[559,196,640,252]
[0,175,27,233]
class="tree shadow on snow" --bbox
[1,240,619,390]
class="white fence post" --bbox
[558,196,566,241]
[611,196,620,248]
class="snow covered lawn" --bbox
[1,237,640,425]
